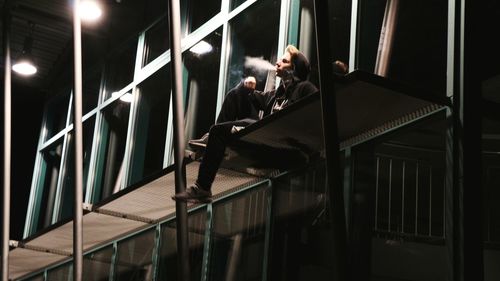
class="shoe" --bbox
[188,133,209,149]
[172,183,212,203]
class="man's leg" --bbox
[173,122,234,203]
[196,122,234,189]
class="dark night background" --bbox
[1,80,45,241]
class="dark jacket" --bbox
[216,82,260,123]
[251,77,318,117]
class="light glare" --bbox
[80,1,102,21]
[12,61,37,76]
[189,41,213,55]
[112,92,133,103]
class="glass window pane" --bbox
[35,140,63,232]
[209,183,270,280]
[480,3,500,280]
[483,118,500,280]
[357,0,447,94]
[295,0,351,86]
[158,210,208,281]
[183,0,221,33]
[183,28,223,142]
[58,117,96,222]
[84,245,114,281]
[44,92,70,141]
[115,229,156,281]
[83,67,102,114]
[143,16,170,66]
[103,38,137,100]
[144,0,168,28]
[128,65,171,186]
[226,0,281,93]
[269,165,334,280]
[93,101,131,202]
[230,0,247,11]
[47,262,72,280]
[348,114,448,281]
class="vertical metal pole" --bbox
[72,1,84,280]
[2,1,12,280]
[343,148,353,233]
[167,0,191,280]
[402,161,405,233]
[415,163,419,235]
[313,1,348,280]
[200,204,213,281]
[374,157,380,231]
[429,167,433,236]
[388,159,392,232]
[374,0,399,77]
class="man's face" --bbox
[275,51,293,78]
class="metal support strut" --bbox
[167,0,191,280]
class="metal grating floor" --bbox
[8,162,261,280]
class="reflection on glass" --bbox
[143,16,170,66]
[44,92,70,141]
[183,0,221,33]
[115,229,155,281]
[46,262,72,280]
[357,0,447,94]
[158,221,178,281]
[209,184,270,280]
[482,118,500,281]
[183,28,222,142]
[226,0,281,93]
[158,210,208,281]
[296,0,351,86]
[349,115,448,280]
[128,65,171,186]
[36,141,63,232]
[93,101,130,202]
[58,117,96,222]
[269,164,332,280]
[103,38,137,100]
[84,246,114,281]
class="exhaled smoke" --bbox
[244,56,275,72]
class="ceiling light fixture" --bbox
[80,0,103,21]
[12,22,37,76]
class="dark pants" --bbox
[196,118,256,190]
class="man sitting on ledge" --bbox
[173,45,319,203]
[188,75,259,149]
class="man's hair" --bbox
[285,45,310,81]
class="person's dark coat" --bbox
[216,81,259,123]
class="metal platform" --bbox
[227,70,448,164]
[8,162,261,280]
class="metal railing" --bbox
[374,154,446,241]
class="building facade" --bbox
[4,0,499,280]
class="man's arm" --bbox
[250,89,273,111]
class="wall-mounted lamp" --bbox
[12,23,37,76]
